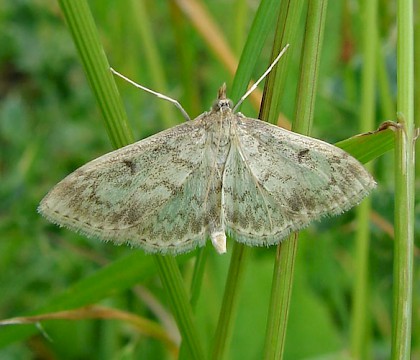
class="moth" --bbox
[39,46,375,254]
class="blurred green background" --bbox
[0,0,418,359]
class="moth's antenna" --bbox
[232,44,290,113]
[110,68,191,122]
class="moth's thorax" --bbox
[205,107,235,146]
[205,84,236,148]
[202,87,237,172]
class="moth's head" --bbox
[211,83,233,113]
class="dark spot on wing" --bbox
[123,160,136,175]
[297,149,310,163]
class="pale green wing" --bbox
[222,116,376,246]
[39,117,213,254]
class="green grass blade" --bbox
[154,255,205,359]
[189,247,209,309]
[335,126,395,164]
[350,0,377,357]
[0,251,155,347]
[230,0,281,104]
[52,2,206,358]
[391,0,415,358]
[0,251,194,352]
[211,244,250,360]
[293,1,328,135]
[263,1,326,359]
[261,0,305,125]
[210,1,283,358]
[57,0,133,148]
[415,11,420,177]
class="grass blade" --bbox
[57,0,133,148]
[263,1,326,358]
[261,0,305,126]
[54,1,206,358]
[350,0,377,356]
[391,0,415,358]
[210,1,283,358]
[155,255,205,359]
[335,126,394,164]
[0,251,155,346]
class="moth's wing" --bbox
[223,116,376,246]
[39,117,212,254]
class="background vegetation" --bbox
[0,0,418,359]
